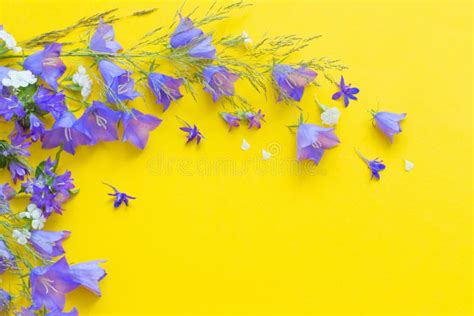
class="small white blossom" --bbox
[19,204,46,230]
[12,229,31,245]
[241,139,250,151]
[241,31,252,48]
[262,149,271,160]
[72,65,92,100]
[2,70,37,89]
[404,159,414,172]
[0,29,22,53]
[321,107,341,126]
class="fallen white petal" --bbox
[404,159,414,171]
[241,139,250,151]
[262,149,271,160]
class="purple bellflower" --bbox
[220,112,240,131]
[332,76,360,107]
[245,109,265,129]
[29,114,45,142]
[24,43,66,91]
[371,110,407,143]
[148,73,184,111]
[42,112,91,154]
[70,260,107,296]
[203,65,239,102]
[103,183,136,208]
[89,18,122,53]
[1,141,31,183]
[9,120,29,146]
[8,160,30,183]
[272,65,317,102]
[98,60,139,104]
[76,101,121,144]
[121,109,161,149]
[34,85,67,119]
[0,94,24,121]
[188,36,216,59]
[30,257,106,312]
[30,257,78,312]
[30,230,70,258]
[355,149,386,180]
[170,15,204,48]
[170,15,216,59]
[296,123,340,165]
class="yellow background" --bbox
[0,0,472,315]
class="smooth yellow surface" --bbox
[0,0,472,315]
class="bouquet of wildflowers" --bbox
[0,1,408,314]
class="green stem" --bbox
[354,148,368,163]
[0,51,167,60]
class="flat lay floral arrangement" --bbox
[0,2,412,314]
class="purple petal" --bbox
[121,109,162,149]
[30,230,70,258]
[70,260,106,296]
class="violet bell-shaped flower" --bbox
[170,15,216,59]
[296,123,340,165]
[89,18,122,53]
[41,112,91,154]
[75,101,121,144]
[121,109,162,149]
[272,65,317,102]
[23,43,66,91]
[371,110,407,143]
[148,73,184,112]
[220,112,240,131]
[203,65,239,102]
[29,230,70,258]
[33,85,67,119]
[170,15,204,48]
[98,60,139,104]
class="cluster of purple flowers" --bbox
[0,157,106,314]
[21,157,74,216]
[0,5,413,313]
[220,109,265,131]
[0,140,31,183]
[292,74,406,180]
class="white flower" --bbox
[72,65,92,100]
[262,149,271,160]
[241,31,252,48]
[404,159,414,172]
[0,29,22,53]
[241,139,250,151]
[12,229,31,245]
[19,204,46,230]
[321,107,341,126]
[2,70,37,89]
